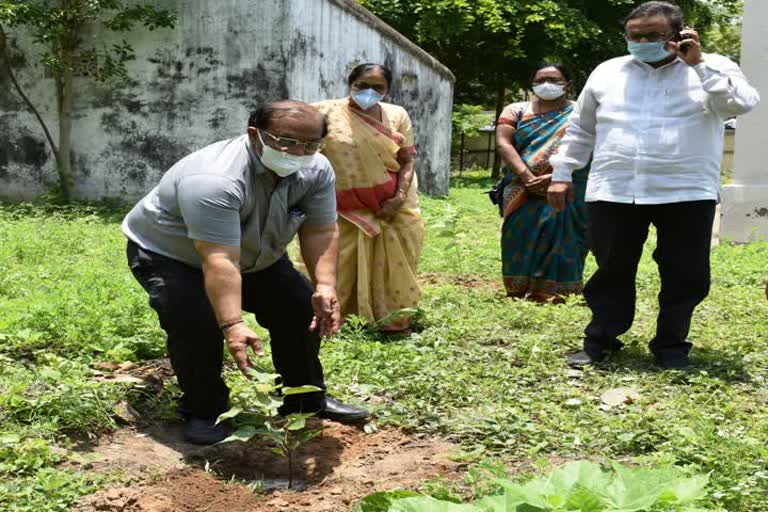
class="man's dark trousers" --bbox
[583,200,717,359]
[127,241,325,419]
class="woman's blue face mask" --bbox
[627,40,674,63]
[351,88,384,110]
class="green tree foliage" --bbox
[704,0,743,62]
[452,104,488,141]
[360,0,743,106]
[0,1,175,201]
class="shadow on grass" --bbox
[586,344,751,383]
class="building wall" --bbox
[721,0,768,241]
[0,0,454,201]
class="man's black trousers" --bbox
[583,200,717,358]
[127,241,325,419]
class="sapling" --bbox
[216,369,322,489]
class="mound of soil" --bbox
[74,421,459,512]
[76,470,264,512]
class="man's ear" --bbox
[247,126,261,147]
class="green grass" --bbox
[1,173,767,510]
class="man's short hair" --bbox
[248,102,329,138]
[624,1,685,34]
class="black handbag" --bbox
[486,173,513,217]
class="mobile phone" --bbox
[677,31,690,54]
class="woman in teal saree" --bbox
[495,64,589,303]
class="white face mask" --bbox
[257,130,315,177]
[533,82,566,101]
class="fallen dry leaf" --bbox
[600,387,641,408]
[94,374,146,385]
[92,361,119,372]
[117,362,137,372]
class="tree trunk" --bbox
[55,66,75,201]
[0,24,63,189]
[491,78,506,179]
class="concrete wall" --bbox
[721,0,768,241]
[0,0,454,201]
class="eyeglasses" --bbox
[351,81,388,94]
[260,130,325,153]
[532,78,567,86]
[624,31,676,43]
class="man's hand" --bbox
[223,322,265,377]
[670,27,703,66]
[375,192,406,222]
[299,223,339,336]
[309,284,341,337]
[547,181,574,212]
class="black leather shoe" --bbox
[651,341,692,370]
[317,397,369,423]
[655,353,691,370]
[566,350,605,367]
[183,417,234,445]
[567,338,623,367]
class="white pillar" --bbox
[721,0,768,242]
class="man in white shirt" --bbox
[548,1,760,369]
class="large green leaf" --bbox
[254,393,284,412]
[247,369,281,383]
[219,425,259,444]
[374,461,712,511]
[390,496,480,512]
[353,490,421,512]
[285,413,315,431]
[214,406,242,425]
[565,487,604,512]
[549,461,611,496]
[475,492,530,511]
[657,474,710,504]
[233,412,268,427]
[497,482,550,510]
[596,464,671,512]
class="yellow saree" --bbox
[313,99,424,330]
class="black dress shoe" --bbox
[317,397,369,423]
[655,353,691,370]
[566,350,605,367]
[183,417,234,445]
[567,338,623,367]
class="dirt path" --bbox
[73,420,459,512]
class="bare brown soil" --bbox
[74,420,459,512]
[420,272,500,290]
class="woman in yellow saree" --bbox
[313,64,424,331]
